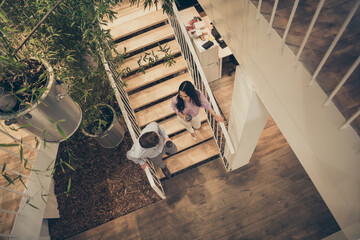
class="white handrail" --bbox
[0,186,29,197]
[0,164,29,178]
[324,56,360,106]
[0,128,38,152]
[281,0,299,49]
[295,0,325,63]
[341,109,360,130]
[268,0,279,34]
[99,47,166,199]
[309,0,360,86]
[170,4,236,155]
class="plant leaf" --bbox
[0,143,19,147]
[67,178,71,192]
[2,163,6,173]
[57,124,67,140]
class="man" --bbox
[126,122,177,178]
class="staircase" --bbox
[105,1,220,179]
[250,0,360,136]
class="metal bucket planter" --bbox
[82,104,125,148]
[0,58,82,142]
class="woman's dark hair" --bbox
[139,132,159,148]
[176,81,201,112]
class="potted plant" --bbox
[0,57,82,142]
[0,2,84,142]
[81,103,125,148]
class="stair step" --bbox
[124,56,187,92]
[159,109,207,136]
[109,10,168,41]
[115,24,174,55]
[105,1,155,27]
[136,98,174,127]
[157,139,219,179]
[167,122,213,154]
[129,73,190,110]
[119,39,181,72]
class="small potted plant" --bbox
[81,103,125,148]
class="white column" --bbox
[225,67,269,170]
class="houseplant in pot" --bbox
[0,5,82,143]
[81,103,125,148]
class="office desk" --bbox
[178,7,232,82]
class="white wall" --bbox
[198,0,360,230]
[225,67,269,170]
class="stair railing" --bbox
[99,50,166,199]
[167,3,236,171]
[255,0,360,131]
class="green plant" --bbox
[0,0,176,208]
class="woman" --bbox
[171,81,224,140]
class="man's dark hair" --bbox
[139,131,159,148]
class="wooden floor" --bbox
[67,117,340,240]
[0,123,37,236]
[68,37,340,240]
[250,0,360,135]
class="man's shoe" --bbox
[161,166,171,179]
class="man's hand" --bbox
[140,163,149,170]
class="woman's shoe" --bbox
[190,132,197,140]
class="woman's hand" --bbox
[215,114,224,123]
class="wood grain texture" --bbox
[124,57,187,92]
[68,118,339,239]
[118,39,181,72]
[109,10,168,40]
[135,98,174,127]
[159,109,207,136]
[129,73,190,109]
[115,24,174,55]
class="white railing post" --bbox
[309,0,360,86]
[324,56,360,106]
[340,109,360,130]
[281,0,299,49]
[295,0,325,63]
[268,0,279,34]
[256,0,263,20]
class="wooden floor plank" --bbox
[124,56,187,92]
[159,109,207,136]
[109,10,168,40]
[129,72,190,109]
[114,24,174,55]
[135,98,174,127]
[0,211,16,235]
[118,40,181,73]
